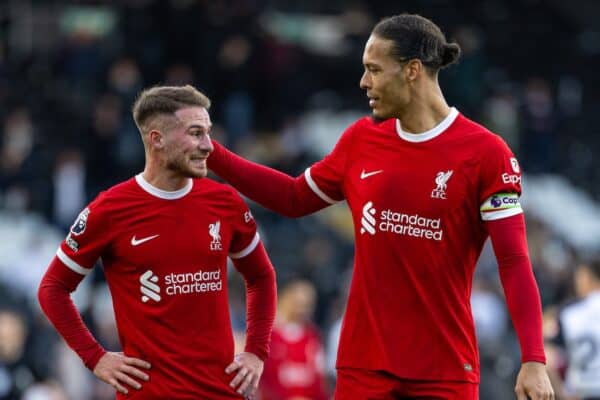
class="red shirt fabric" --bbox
[260,323,328,400]
[307,109,524,382]
[49,175,275,399]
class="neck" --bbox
[398,80,450,134]
[142,161,190,192]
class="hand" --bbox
[515,361,555,400]
[225,352,264,399]
[93,351,151,395]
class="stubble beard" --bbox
[166,156,206,178]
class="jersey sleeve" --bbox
[479,135,524,221]
[228,192,260,260]
[56,193,112,276]
[304,122,357,204]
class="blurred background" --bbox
[1,0,599,399]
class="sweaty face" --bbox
[163,106,213,178]
[360,35,408,120]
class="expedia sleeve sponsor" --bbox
[480,192,523,221]
[478,136,523,204]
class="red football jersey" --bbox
[57,175,262,399]
[260,323,328,400]
[305,108,523,382]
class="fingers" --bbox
[95,353,151,395]
[125,356,152,370]
[229,366,249,389]
[515,386,528,400]
[225,361,241,375]
[235,368,255,396]
[245,372,260,398]
[108,377,129,395]
[121,364,150,382]
[115,370,142,391]
[227,365,258,397]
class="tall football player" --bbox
[207,14,554,400]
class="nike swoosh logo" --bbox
[131,234,160,246]
[360,169,383,179]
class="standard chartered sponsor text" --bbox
[380,209,443,241]
[164,269,222,295]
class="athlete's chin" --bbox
[371,109,393,121]
[187,161,208,178]
[179,166,207,178]
[188,167,207,178]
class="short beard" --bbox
[166,158,206,178]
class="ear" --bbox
[404,59,422,82]
[148,130,164,149]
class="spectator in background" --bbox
[260,279,328,400]
[556,259,600,399]
[0,307,33,400]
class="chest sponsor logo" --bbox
[360,169,383,179]
[360,201,443,241]
[131,234,160,246]
[139,269,223,303]
[70,207,90,236]
[140,270,161,303]
[431,170,453,199]
[209,221,223,251]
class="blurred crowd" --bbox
[1,1,599,399]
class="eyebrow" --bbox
[187,123,212,131]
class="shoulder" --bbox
[91,178,142,211]
[455,114,513,153]
[341,116,396,143]
[354,116,396,133]
[192,178,247,206]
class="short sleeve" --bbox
[228,193,260,259]
[304,123,357,204]
[479,135,524,221]
[56,194,111,276]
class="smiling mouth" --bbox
[190,157,207,166]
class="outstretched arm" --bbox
[487,214,554,400]
[208,140,330,218]
[226,243,276,398]
[38,258,151,395]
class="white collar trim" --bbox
[135,174,193,200]
[396,107,459,143]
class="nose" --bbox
[199,134,214,154]
[360,71,371,90]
